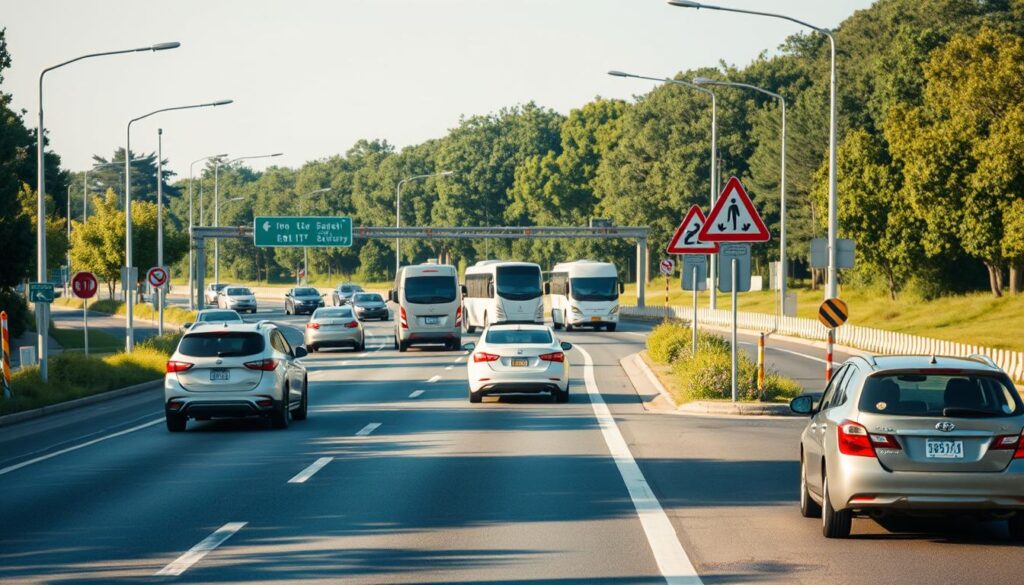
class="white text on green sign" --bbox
[254,216,353,247]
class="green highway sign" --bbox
[254,216,353,248]
[29,282,55,303]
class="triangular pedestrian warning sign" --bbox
[666,205,719,254]
[698,176,770,242]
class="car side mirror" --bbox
[461,284,468,296]
[543,282,551,295]
[462,342,476,351]
[184,322,194,329]
[619,282,625,294]
[790,395,814,416]
[560,341,572,351]
[293,346,308,359]
[487,283,494,297]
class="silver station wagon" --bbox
[790,354,1024,539]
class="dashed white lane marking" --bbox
[456,356,466,363]
[155,522,247,576]
[356,422,381,436]
[445,364,454,371]
[0,418,163,477]
[409,390,425,398]
[288,457,333,484]
[576,345,703,585]
[738,341,828,365]
[426,375,441,384]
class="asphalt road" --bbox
[2,300,1022,584]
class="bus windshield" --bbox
[496,266,542,301]
[570,277,618,302]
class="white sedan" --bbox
[462,323,571,403]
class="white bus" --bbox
[546,260,622,332]
[463,261,544,331]
[390,263,462,352]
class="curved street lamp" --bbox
[187,154,228,309]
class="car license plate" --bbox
[425,316,439,325]
[210,369,230,381]
[590,316,601,322]
[511,358,529,367]
[926,439,964,459]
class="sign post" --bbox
[659,259,675,319]
[698,177,770,401]
[146,267,169,335]
[1,310,11,398]
[818,298,848,381]
[72,271,98,357]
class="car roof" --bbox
[186,321,267,333]
[848,354,1003,375]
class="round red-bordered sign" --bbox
[71,271,99,299]
[147,266,168,289]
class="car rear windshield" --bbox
[496,265,542,300]
[212,284,227,291]
[225,287,251,295]
[570,277,619,301]
[485,329,552,345]
[197,311,241,322]
[178,332,265,358]
[404,276,456,304]
[354,293,383,303]
[314,308,353,319]
[294,288,319,296]
[858,372,1023,418]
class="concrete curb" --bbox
[621,350,797,417]
[0,379,162,428]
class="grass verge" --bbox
[55,297,196,326]
[49,323,122,351]
[645,321,802,404]
[1,333,180,417]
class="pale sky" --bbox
[2,0,874,178]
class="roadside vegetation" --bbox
[54,297,196,326]
[1,333,180,417]
[645,322,802,404]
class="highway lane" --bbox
[2,310,1023,583]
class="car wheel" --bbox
[799,454,821,518]
[356,338,366,352]
[469,388,482,403]
[393,336,399,350]
[607,324,617,332]
[566,322,574,332]
[398,340,408,353]
[1009,513,1024,541]
[271,391,290,429]
[308,344,317,353]
[166,413,186,432]
[291,378,309,421]
[821,475,852,538]
[552,311,563,330]
[553,388,570,403]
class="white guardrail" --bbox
[621,305,1024,383]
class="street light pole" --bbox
[395,171,454,275]
[668,0,837,300]
[300,188,331,285]
[125,99,232,352]
[188,154,227,310]
[214,153,283,284]
[65,185,71,297]
[35,41,180,381]
[608,70,719,308]
[694,77,787,319]
[156,128,164,335]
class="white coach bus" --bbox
[462,261,544,331]
[546,260,622,332]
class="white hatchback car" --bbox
[164,321,308,431]
[463,323,572,403]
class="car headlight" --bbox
[570,305,583,316]
[610,304,619,314]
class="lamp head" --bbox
[270,153,284,157]
[212,99,233,106]
[667,1,703,8]
[692,77,714,85]
[607,70,630,78]
[440,170,455,176]
[150,42,181,51]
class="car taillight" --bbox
[244,358,277,371]
[539,352,565,363]
[837,420,900,457]
[473,352,500,363]
[344,321,359,328]
[306,322,320,329]
[166,361,193,373]
[991,432,1024,458]
[400,306,408,329]
[455,305,462,327]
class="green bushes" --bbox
[646,322,802,403]
[0,288,30,338]
[2,347,169,416]
[138,332,183,355]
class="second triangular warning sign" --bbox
[698,176,770,242]
[666,205,719,254]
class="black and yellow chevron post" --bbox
[817,298,848,328]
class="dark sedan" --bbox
[352,292,390,321]
[285,287,324,315]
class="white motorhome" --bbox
[390,263,462,352]
[463,261,544,331]
[546,260,622,331]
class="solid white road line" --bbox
[287,457,333,484]
[0,418,163,477]
[409,390,425,398]
[356,422,381,436]
[155,522,247,576]
[426,375,441,384]
[765,345,828,364]
[576,345,703,585]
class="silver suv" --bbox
[791,354,1024,539]
[164,321,309,432]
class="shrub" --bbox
[138,332,182,355]
[0,288,30,338]
[647,322,691,364]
